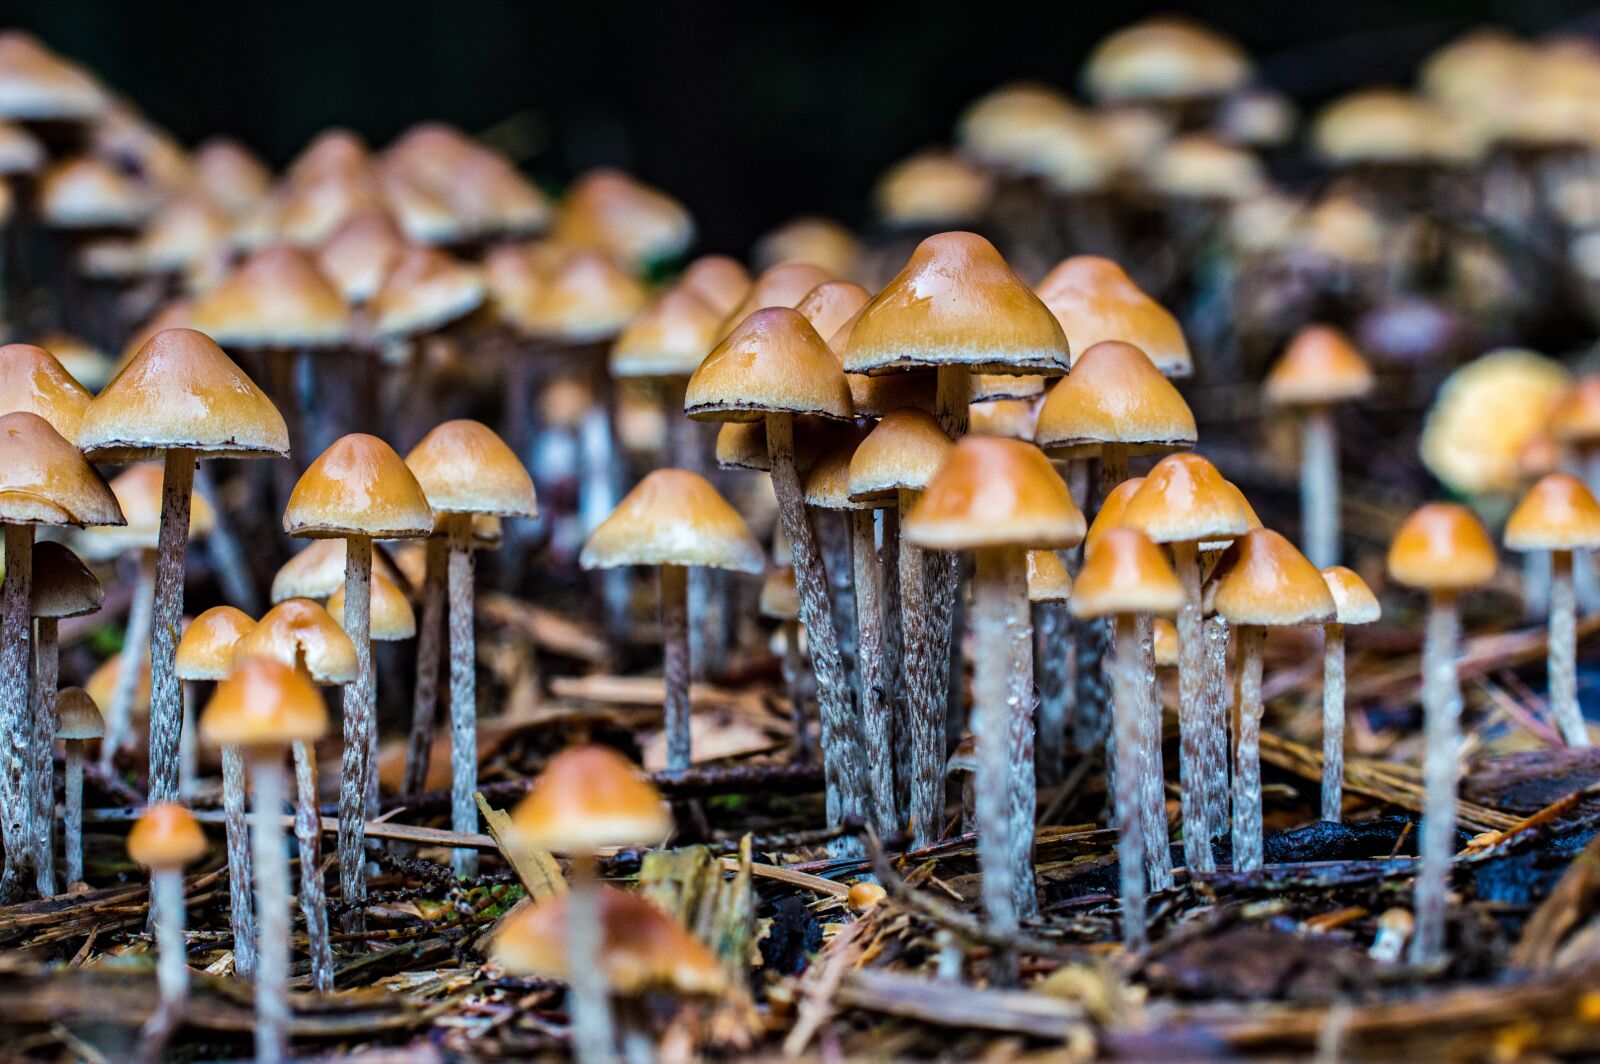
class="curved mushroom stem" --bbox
[32,616,57,895]
[338,533,373,926]
[1322,623,1347,822]
[1549,551,1587,747]
[103,550,155,773]
[1112,614,1148,950]
[899,488,943,849]
[1171,541,1214,874]
[1231,625,1266,873]
[565,853,616,1064]
[248,749,290,1064]
[1034,599,1070,788]
[1301,405,1339,569]
[446,516,479,877]
[1412,592,1462,967]
[1201,616,1231,841]
[779,621,811,762]
[0,522,33,900]
[221,744,255,978]
[403,536,448,796]
[148,448,195,804]
[63,740,84,886]
[1138,614,1173,890]
[767,412,866,858]
[659,563,692,774]
[293,740,334,993]
[852,510,896,837]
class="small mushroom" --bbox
[1318,567,1381,821]
[54,687,102,886]
[679,254,751,319]
[128,801,206,1055]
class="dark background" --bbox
[4,1,1598,253]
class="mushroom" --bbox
[270,538,402,605]
[580,469,763,774]
[1083,17,1251,110]
[1263,325,1375,569]
[679,254,751,319]
[0,341,93,443]
[54,686,101,886]
[1120,454,1251,875]
[685,307,867,854]
[128,801,207,1055]
[314,209,407,308]
[507,745,673,1063]
[1069,528,1183,949]
[0,411,122,898]
[77,327,288,804]
[1034,255,1192,379]
[552,169,694,272]
[904,437,1084,981]
[1317,567,1381,821]
[27,541,101,894]
[846,408,954,846]
[403,420,536,875]
[609,284,723,472]
[199,657,329,1064]
[285,434,431,910]
[1505,473,1600,747]
[175,605,257,975]
[1207,529,1335,872]
[1387,503,1497,966]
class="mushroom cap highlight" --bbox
[1034,256,1191,377]
[234,598,357,686]
[1321,566,1382,626]
[609,285,722,380]
[1505,472,1600,553]
[685,307,853,424]
[509,744,672,853]
[367,244,486,340]
[0,411,124,527]
[1121,453,1252,545]
[904,436,1085,551]
[0,342,92,443]
[1264,325,1375,406]
[847,409,954,503]
[580,469,764,573]
[328,573,416,641]
[404,419,537,519]
[1070,526,1183,618]
[176,605,257,681]
[1027,549,1072,603]
[188,245,351,349]
[199,656,330,750]
[285,433,434,540]
[1034,340,1197,456]
[1208,528,1337,626]
[1386,502,1497,592]
[271,538,402,603]
[1084,476,1145,554]
[128,801,207,870]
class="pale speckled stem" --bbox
[900,489,944,849]
[293,740,334,993]
[1173,542,1213,873]
[565,855,616,1064]
[403,536,447,796]
[1138,615,1173,890]
[1113,615,1148,950]
[1231,626,1266,873]
[780,622,811,762]
[1549,552,1587,747]
[180,684,197,802]
[1034,600,1070,788]
[1523,550,1551,622]
[1322,624,1347,822]
[1301,406,1339,570]
[1202,617,1230,841]
[0,523,32,900]
[818,511,858,697]
[249,752,290,1064]
[148,449,194,804]
[768,413,864,858]
[31,617,56,895]
[660,564,692,774]
[153,868,187,1005]
[852,510,896,837]
[1412,595,1462,967]
[880,509,904,810]
[222,744,255,978]
[447,517,479,877]
[103,551,154,773]
[64,743,84,885]
[1072,463,1108,752]
[338,534,373,924]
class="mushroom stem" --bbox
[63,740,84,886]
[899,488,943,849]
[1100,444,1128,497]
[780,620,811,762]
[194,464,259,616]
[1549,551,1587,747]
[1138,614,1173,890]
[1231,625,1266,873]
[152,866,188,1005]
[1301,405,1339,569]
[1034,598,1070,788]
[446,515,479,877]
[338,533,374,925]
[1523,550,1551,622]
[292,740,334,993]
[1171,540,1214,873]
[31,616,57,895]
[221,744,255,978]
[148,449,195,804]
[180,684,197,801]
[1412,592,1462,967]
[817,511,858,695]
[1201,616,1231,841]
[1073,464,1109,753]
[403,536,448,796]
[766,412,866,857]
[852,510,896,836]
[1112,614,1148,950]
[659,563,692,774]
[248,750,290,1064]
[1322,623,1347,821]
[972,544,1035,984]
[565,853,617,1064]
[0,522,33,899]
[103,550,155,773]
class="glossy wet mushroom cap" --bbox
[128,801,207,870]
[1207,529,1337,626]
[404,419,537,519]
[847,409,954,503]
[581,470,763,574]
[1386,502,1497,591]
[233,598,357,685]
[509,744,672,853]
[199,656,330,749]
[1026,549,1072,603]
[1321,566,1382,626]
[802,440,871,513]
[0,411,124,527]
[0,343,93,443]
[176,605,257,681]
[1084,476,1145,554]
[30,541,103,619]
[686,307,854,424]
[609,285,723,380]
[1070,527,1184,618]
[1034,340,1196,457]
[1505,473,1600,553]
[1264,326,1375,407]
[1034,256,1191,377]
[271,539,402,603]
[904,436,1086,551]
[284,434,434,540]
[1121,453,1252,545]
[717,262,837,341]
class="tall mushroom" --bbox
[285,434,432,910]
[1207,529,1335,872]
[78,327,289,803]
[508,745,672,1064]
[128,801,206,1056]
[1069,528,1182,950]
[1318,566,1381,821]
[403,419,536,875]
[0,410,122,898]
[175,605,257,975]
[1263,325,1374,569]
[1387,502,1497,966]
[54,686,101,886]
[580,469,763,774]
[904,436,1085,980]
[1120,453,1251,874]
[199,657,329,1064]
[1505,473,1600,747]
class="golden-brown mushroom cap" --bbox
[580,469,763,573]
[1386,502,1497,591]
[802,439,874,512]
[1034,340,1196,457]
[609,285,722,380]
[1027,549,1072,603]
[79,462,215,559]
[1070,526,1183,618]
[1549,375,1600,446]
[199,655,330,749]
[875,151,993,228]
[271,538,402,603]
[1321,566,1381,626]
[1084,17,1250,104]
[716,262,837,342]
[847,409,954,503]
[0,411,124,527]
[1152,618,1179,666]
[1121,453,1251,545]
[328,573,415,641]
[186,245,350,348]
[1208,528,1337,626]
[966,397,1038,441]
[522,248,648,343]
[686,307,853,424]
[795,281,870,353]
[234,598,357,685]
[367,244,486,340]
[136,193,230,274]
[39,155,150,229]
[285,433,434,540]
[187,137,272,220]
[404,419,536,519]
[1146,134,1267,201]
[552,169,694,270]
[85,653,148,720]
[678,255,749,319]
[1264,326,1375,406]
[1421,349,1571,496]
[1312,89,1464,165]
[316,209,406,305]
[759,565,800,620]
[31,540,102,619]
[1505,472,1600,552]
[1084,476,1145,555]
[0,343,92,443]
[1035,256,1190,377]
[176,605,257,681]
[751,218,857,279]
[128,801,207,869]
[55,685,103,740]
[904,436,1085,551]
[510,744,671,853]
